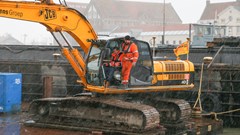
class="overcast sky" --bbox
[0,0,236,44]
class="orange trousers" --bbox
[121,60,133,84]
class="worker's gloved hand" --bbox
[103,63,109,67]
[132,62,136,67]
[115,62,121,67]
[123,57,129,61]
[110,61,115,67]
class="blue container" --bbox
[0,73,22,113]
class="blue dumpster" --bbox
[0,73,22,113]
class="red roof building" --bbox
[84,0,182,32]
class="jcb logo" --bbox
[44,9,56,20]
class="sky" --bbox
[0,0,236,44]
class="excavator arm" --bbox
[0,0,97,85]
[0,0,194,94]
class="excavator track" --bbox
[143,97,192,123]
[27,97,165,135]
[142,97,193,134]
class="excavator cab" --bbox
[85,36,195,93]
[86,37,153,88]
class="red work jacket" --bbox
[109,51,122,67]
[121,42,139,62]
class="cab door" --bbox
[130,40,153,86]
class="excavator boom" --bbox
[0,0,97,52]
[0,0,97,85]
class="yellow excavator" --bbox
[0,0,222,135]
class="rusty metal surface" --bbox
[43,76,53,98]
[190,117,223,135]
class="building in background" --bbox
[83,0,187,46]
[3,0,240,46]
[66,1,88,13]
[199,0,240,37]
[84,0,182,32]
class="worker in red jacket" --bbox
[119,35,139,89]
[103,47,122,88]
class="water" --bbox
[222,128,240,135]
